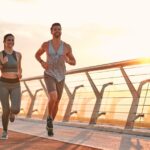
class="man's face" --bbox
[51,25,62,38]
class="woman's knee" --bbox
[11,108,20,114]
[2,108,10,116]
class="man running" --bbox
[35,23,76,136]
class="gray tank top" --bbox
[0,50,18,73]
[45,41,66,82]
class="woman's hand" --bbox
[17,72,22,79]
[0,64,2,69]
[2,56,8,64]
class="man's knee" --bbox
[49,91,58,101]
[54,100,59,107]
[53,100,60,112]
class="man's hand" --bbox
[63,54,76,65]
[41,61,49,70]
[63,54,70,64]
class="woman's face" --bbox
[4,35,14,49]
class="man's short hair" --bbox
[50,23,61,31]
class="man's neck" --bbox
[52,38,61,44]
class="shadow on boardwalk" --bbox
[0,128,102,150]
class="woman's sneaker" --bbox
[9,113,15,122]
[46,116,54,136]
[1,130,8,140]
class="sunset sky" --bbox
[0,0,150,77]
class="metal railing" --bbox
[1,58,150,130]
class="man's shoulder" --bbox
[42,41,49,48]
[43,40,50,45]
[63,42,71,50]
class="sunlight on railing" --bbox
[1,58,150,130]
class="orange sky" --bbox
[0,0,150,77]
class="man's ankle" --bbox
[47,116,53,120]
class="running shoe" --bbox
[46,116,54,136]
[0,130,8,140]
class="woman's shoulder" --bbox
[0,50,4,53]
[14,50,22,59]
[0,50,4,56]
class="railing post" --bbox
[39,79,49,120]
[120,67,150,129]
[20,90,28,113]
[62,84,84,122]
[23,81,43,118]
[86,72,113,124]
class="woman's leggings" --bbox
[0,81,21,131]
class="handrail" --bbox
[19,57,150,129]
[21,57,150,81]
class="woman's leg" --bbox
[10,83,21,118]
[0,82,10,131]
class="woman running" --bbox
[0,33,22,139]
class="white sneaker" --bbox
[0,130,8,140]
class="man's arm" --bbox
[35,43,48,70]
[65,44,76,65]
[35,43,46,63]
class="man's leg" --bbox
[46,91,58,136]
[44,74,58,136]
[52,79,65,120]
[52,100,59,120]
[48,91,58,119]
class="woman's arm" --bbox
[0,64,2,70]
[0,52,3,70]
[17,52,22,79]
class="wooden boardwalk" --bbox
[0,129,100,150]
[0,118,150,150]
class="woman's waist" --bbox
[1,72,18,78]
[1,66,18,72]
[0,76,20,83]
